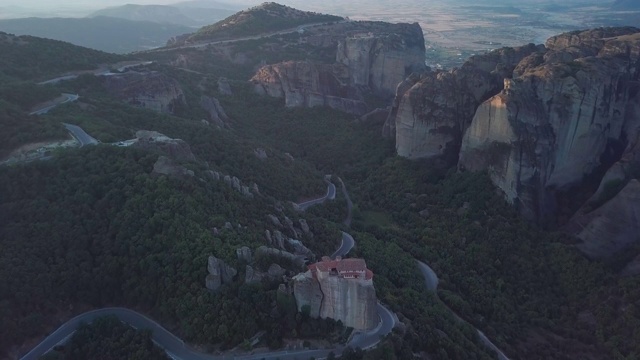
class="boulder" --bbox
[200,95,229,128]
[218,77,233,95]
[568,180,640,259]
[206,255,237,291]
[133,131,196,162]
[151,156,194,178]
[236,246,253,263]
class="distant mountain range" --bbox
[88,2,239,27]
[0,16,192,54]
[611,0,640,10]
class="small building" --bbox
[309,256,373,280]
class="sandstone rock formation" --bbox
[246,263,287,284]
[251,61,367,115]
[567,180,640,259]
[200,95,230,128]
[389,43,541,159]
[293,257,378,330]
[256,246,306,268]
[250,22,425,115]
[104,71,185,113]
[457,28,640,222]
[206,255,237,291]
[207,170,254,198]
[236,246,253,263]
[218,77,233,95]
[151,156,194,178]
[133,130,196,162]
[336,25,426,97]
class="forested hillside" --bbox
[0,32,124,82]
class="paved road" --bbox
[336,178,353,227]
[37,61,155,85]
[29,94,79,115]
[416,260,509,360]
[296,182,336,210]
[63,123,98,147]
[331,232,355,259]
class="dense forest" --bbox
[40,316,170,360]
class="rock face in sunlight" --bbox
[392,27,640,224]
[390,43,540,159]
[293,257,377,330]
[104,71,185,114]
[251,23,425,115]
[458,28,640,223]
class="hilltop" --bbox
[0,32,124,82]
[0,17,192,54]
[185,2,343,43]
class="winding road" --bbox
[296,181,336,211]
[416,260,509,360]
[29,93,79,115]
[62,123,98,147]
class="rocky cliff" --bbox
[251,22,425,115]
[336,24,426,97]
[457,28,640,223]
[567,180,640,259]
[206,255,237,291]
[104,71,185,114]
[391,27,640,224]
[389,43,541,159]
[252,61,367,115]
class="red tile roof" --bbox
[309,258,372,279]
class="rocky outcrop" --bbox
[336,23,426,97]
[457,28,640,222]
[151,156,194,178]
[391,43,541,159]
[200,96,230,128]
[251,22,426,115]
[207,171,254,198]
[104,71,185,114]
[256,246,306,268]
[236,246,253,263]
[245,263,287,284]
[293,257,378,330]
[251,61,367,115]
[206,255,237,291]
[567,180,640,259]
[218,77,233,96]
[133,130,196,162]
